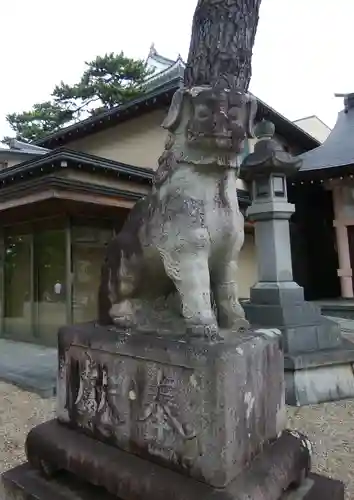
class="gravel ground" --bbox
[0,382,55,472]
[288,400,354,498]
[0,381,353,498]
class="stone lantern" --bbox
[243,120,302,294]
[241,121,354,406]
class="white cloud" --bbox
[0,0,352,139]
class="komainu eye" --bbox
[195,105,212,120]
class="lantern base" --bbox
[243,281,354,405]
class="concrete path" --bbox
[0,339,57,398]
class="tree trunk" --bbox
[184,0,262,91]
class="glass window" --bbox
[72,226,113,324]
[4,231,33,341]
[34,229,66,345]
[273,176,285,197]
[256,177,269,198]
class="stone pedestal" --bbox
[55,323,287,488]
[1,464,345,500]
[0,322,345,499]
[241,120,354,406]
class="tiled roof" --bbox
[0,140,49,158]
[299,104,354,172]
[144,59,185,91]
[147,44,177,68]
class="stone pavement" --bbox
[0,339,57,398]
[326,316,354,342]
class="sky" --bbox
[0,0,353,140]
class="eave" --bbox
[0,175,143,204]
[0,176,138,221]
[0,148,154,188]
[0,150,42,161]
[0,148,251,207]
[294,163,354,182]
[34,79,320,154]
[34,79,181,149]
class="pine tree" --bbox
[4,52,152,144]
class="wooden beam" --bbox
[0,189,135,212]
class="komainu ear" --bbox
[246,93,258,138]
[162,89,185,132]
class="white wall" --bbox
[294,116,331,143]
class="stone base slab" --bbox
[21,419,314,500]
[244,300,342,353]
[1,462,344,500]
[0,463,117,500]
[285,343,354,405]
[249,281,305,306]
[283,473,344,499]
[57,323,286,487]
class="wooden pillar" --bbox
[65,217,73,325]
[30,229,38,339]
[332,185,353,298]
[0,229,5,336]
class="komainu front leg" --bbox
[110,299,137,328]
[161,248,218,340]
[214,259,249,332]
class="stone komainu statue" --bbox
[98,85,257,338]
[97,0,262,338]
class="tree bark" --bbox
[184,0,262,91]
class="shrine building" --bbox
[0,46,334,346]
